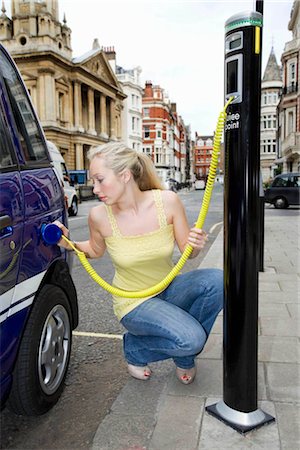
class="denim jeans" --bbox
[121,268,223,370]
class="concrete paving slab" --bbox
[266,362,300,402]
[111,379,167,416]
[149,395,205,450]
[286,303,300,319]
[258,336,299,363]
[92,413,155,450]
[198,333,222,359]
[259,282,281,292]
[199,399,279,449]
[260,317,300,337]
[279,281,300,292]
[271,264,299,274]
[258,303,291,318]
[275,402,300,450]
[259,273,298,282]
[260,292,297,303]
[210,316,223,334]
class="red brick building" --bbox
[194,134,214,179]
[142,81,190,185]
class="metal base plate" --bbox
[206,401,275,434]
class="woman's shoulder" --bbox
[88,202,107,224]
[160,189,179,205]
[160,190,182,220]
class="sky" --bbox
[6,0,295,135]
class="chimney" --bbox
[144,81,153,98]
[93,38,100,49]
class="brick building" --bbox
[194,134,214,179]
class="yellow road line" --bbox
[73,330,123,340]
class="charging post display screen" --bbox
[226,60,238,94]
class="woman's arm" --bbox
[54,205,106,258]
[163,190,208,259]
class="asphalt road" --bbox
[1,186,224,450]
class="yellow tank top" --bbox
[104,189,175,320]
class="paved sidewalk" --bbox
[92,210,300,450]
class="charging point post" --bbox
[206,11,275,433]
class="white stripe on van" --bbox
[7,296,34,319]
[0,270,46,318]
[11,271,46,305]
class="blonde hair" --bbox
[87,142,164,191]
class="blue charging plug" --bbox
[41,223,62,245]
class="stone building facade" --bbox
[260,48,282,182]
[278,0,300,173]
[115,65,143,152]
[0,0,126,171]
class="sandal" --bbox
[176,366,196,385]
[128,364,152,380]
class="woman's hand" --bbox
[187,227,208,258]
[53,220,73,251]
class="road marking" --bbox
[209,221,223,234]
[69,216,88,221]
[73,330,123,340]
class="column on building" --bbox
[44,69,56,125]
[87,87,96,135]
[37,72,46,121]
[75,143,84,169]
[73,81,83,131]
[109,98,117,140]
[100,93,108,138]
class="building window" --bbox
[288,111,294,134]
[261,139,276,153]
[132,116,135,131]
[143,108,150,117]
[144,126,150,139]
[155,147,162,164]
[262,114,276,129]
[157,130,161,138]
[289,62,296,84]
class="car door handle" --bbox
[0,215,13,238]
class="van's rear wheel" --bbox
[274,197,288,209]
[8,284,72,415]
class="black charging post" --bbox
[206,10,275,433]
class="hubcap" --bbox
[38,305,71,395]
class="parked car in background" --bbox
[264,172,300,208]
[165,178,178,192]
[195,179,206,190]
[47,141,79,216]
[0,43,78,415]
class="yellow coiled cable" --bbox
[62,97,233,297]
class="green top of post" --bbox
[225,11,263,32]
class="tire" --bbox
[274,197,288,209]
[8,284,72,415]
[68,196,78,216]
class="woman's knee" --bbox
[177,324,206,355]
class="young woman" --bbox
[55,142,223,384]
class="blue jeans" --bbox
[121,268,223,370]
